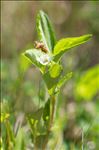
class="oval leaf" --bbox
[43,63,62,95]
[49,63,62,78]
[54,34,92,61]
[23,49,51,73]
[36,10,56,52]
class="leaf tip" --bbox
[84,34,93,40]
[39,10,44,15]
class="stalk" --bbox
[42,95,56,150]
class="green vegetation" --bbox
[75,65,99,100]
[1,3,99,150]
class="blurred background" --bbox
[1,1,99,150]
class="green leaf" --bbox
[27,107,43,121]
[57,72,73,89]
[1,113,10,123]
[27,108,44,138]
[43,99,50,126]
[15,128,25,150]
[19,54,31,73]
[23,49,51,73]
[36,10,56,52]
[49,62,62,78]
[43,63,62,95]
[54,34,92,61]
[75,65,99,100]
[5,120,15,147]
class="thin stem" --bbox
[42,95,56,150]
[50,95,56,128]
[82,128,84,150]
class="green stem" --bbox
[42,95,56,150]
[50,96,56,128]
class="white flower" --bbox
[37,54,51,65]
